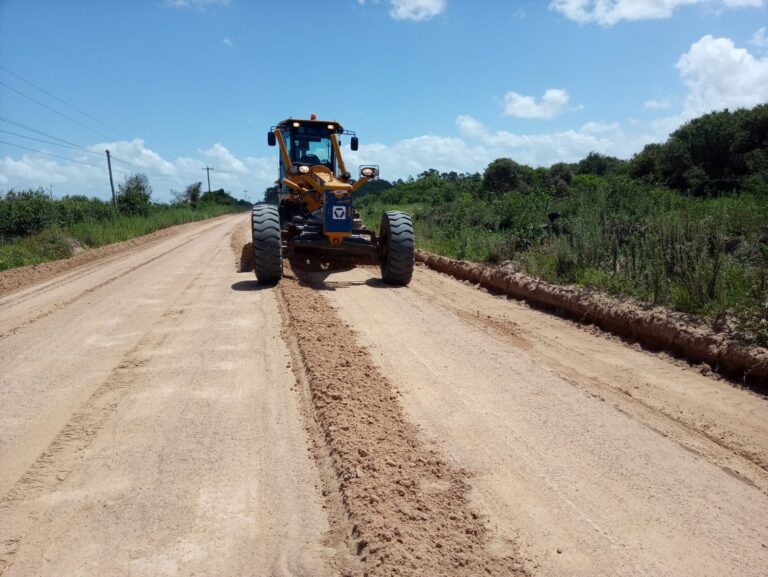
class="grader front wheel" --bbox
[252,204,283,284]
[379,210,414,285]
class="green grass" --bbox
[66,205,235,248]
[0,205,240,272]
[0,227,74,271]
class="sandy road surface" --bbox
[0,215,339,576]
[1,213,767,576]
[308,265,768,577]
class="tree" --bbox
[0,188,55,237]
[263,185,279,204]
[575,152,627,177]
[117,173,152,215]
[547,162,575,197]
[635,104,768,196]
[482,158,534,197]
[629,143,663,181]
[186,181,201,207]
[172,181,202,207]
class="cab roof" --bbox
[276,118,344,133]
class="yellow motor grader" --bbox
[252,115,414,285]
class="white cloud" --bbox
[202,143,247,173]
[90,138,176,175]
[331,114,656,181]
[676,34,768,117]
[751,27,768,50]
[346,134,489,178]
[580,120,622,134]
[222,37,233,47]
[550,0,764,26]
[455,115,650,166]
[389,0,446,21]
[166,0,230,9]
[644,98,672,109]
[1,140,274,202]
[503,88,570,119]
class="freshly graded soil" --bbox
[277,270,528,576]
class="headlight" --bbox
[361,167,376,178]
[298,165,310,174]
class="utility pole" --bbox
[106,149,116,209]
[202,166,214,194]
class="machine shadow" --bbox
[290,263,398,292]
[230,280,273,292]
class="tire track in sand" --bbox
[0,222,228,342]
[0,245,222,575]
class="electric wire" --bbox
[0,81,115,140]
[0,116,178,185]
[0,65,131,139]
[109,155,180,185]
[0,128,104,156]
[0,72,231,193]
[0,115,96,151]
[0,139,104,169]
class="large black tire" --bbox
[379,210,414,285]
[252,204,283,284]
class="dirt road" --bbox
[1,214,766,576]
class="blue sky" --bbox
[1,0,767,201]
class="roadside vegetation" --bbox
[0,174,250,271]
[355,104,768,346]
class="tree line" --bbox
[1,172,250,239]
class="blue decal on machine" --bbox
[325,192,353,233]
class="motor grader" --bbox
[252,115,414,285]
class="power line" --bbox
[110,154,179,185]
[0,117,173,183]
[0,65,130,139]
[0,128,103,156]
[0,138,179,195]
[0,115,96,151]
[0,80,115,140]
[0,115,176,186]
[0,139,104,169]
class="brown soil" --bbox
[416,250,768,388]
[277,269,528,577]
[0,214,234,297]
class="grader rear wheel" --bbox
[252,204,283,284]
[379,210,414,285]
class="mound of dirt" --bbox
[277,272,528,577]
[416,250,768,388]
[239,243,254,272]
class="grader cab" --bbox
[252,115,414,285]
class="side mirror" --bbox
[360,166,378,179]
[267,131,276,147]
[351,136,359,151]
